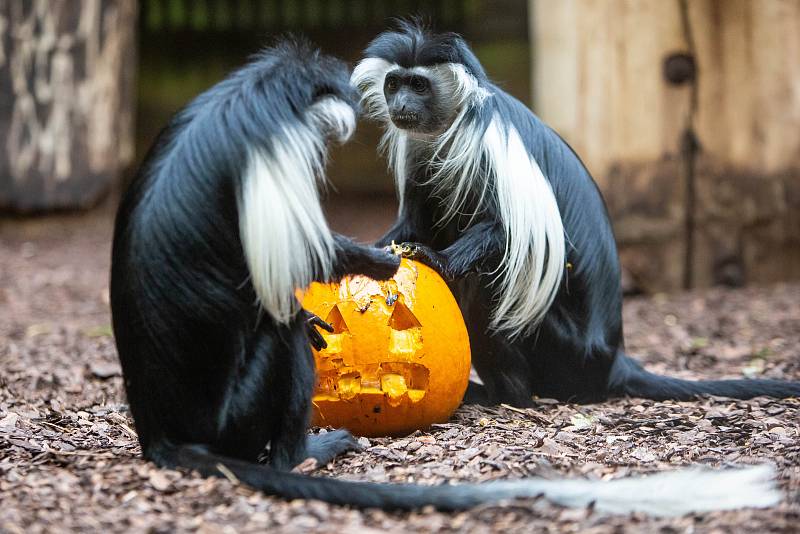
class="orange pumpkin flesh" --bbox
[299,259,471,437]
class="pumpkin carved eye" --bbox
[325,304,349,334]
[302,259,471,437]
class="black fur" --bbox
[365,23,800,405]
[113,39,633,511]
[109,40,450,507]
[366,21,486,79]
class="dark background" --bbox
[136,0,530,241]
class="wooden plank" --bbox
[530,0,800,290]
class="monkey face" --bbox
[383,70,443,134]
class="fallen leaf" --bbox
[25,323,52,337]
[569,413,597,430]
[89,361,122,379]
[83,325,114,338]
[292,458,319,474]
[742,358,766,378]
[148,470,172,491]
[0,412,20,428]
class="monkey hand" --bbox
[302,310,334,350]
[396,241,423,258]
[388,240,404,255]
[397,242,453,279]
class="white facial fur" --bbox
[352,58,565,338]
[352,58,488,214]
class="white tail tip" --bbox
[489,464,780,517]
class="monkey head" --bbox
[300,51,361,144]
[353,21,490,137]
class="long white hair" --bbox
[352,59,565,338]
[238,97,355,324]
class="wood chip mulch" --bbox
[1,211,798,533]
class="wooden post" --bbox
[530,0,800,291]
[0,0,137,212]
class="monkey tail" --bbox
[609,353,800,401]
[149,440,779,515]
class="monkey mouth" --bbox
[390,111,420,129]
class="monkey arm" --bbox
[329,233,401,281]
[400,221,503,280]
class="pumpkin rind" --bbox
[300,259,471,437]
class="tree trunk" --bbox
[0,0,137,212]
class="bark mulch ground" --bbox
[1,209,799,533]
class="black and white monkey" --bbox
[110,39,779,514]
[353,22,800,406]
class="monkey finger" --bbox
[398,242,419,257]
[307,314,334,333]
[308,329,328,351]
[397,243,454,279]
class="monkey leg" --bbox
[462,381,491,405]
[268,317,362,471]
[266,320,319,471]
[211,330,283,462]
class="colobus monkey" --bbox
[110,39,779,515]
[353,22,800,406]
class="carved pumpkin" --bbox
[299,259,471,437]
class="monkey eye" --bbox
[410,77,428,93]
[385,77,398,92]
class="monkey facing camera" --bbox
[300,258,471,437]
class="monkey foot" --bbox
[304,429,362,466]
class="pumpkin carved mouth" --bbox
[313,301,429,407]
[314,363,430,406]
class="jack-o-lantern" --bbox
[299,259,471,437]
